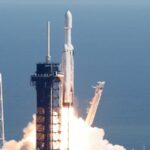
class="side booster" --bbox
[62,10,74,106]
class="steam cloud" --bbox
[2,115,36,150]
[2,114,126,150]
[70,118,126,150]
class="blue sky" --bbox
[0,1,150,149]
[1,0,150,5]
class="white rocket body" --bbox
[62,10,74,106]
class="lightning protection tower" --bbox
[0,73,5,148]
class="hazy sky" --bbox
[1,0,150,5]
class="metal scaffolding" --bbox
[31,63,61,150]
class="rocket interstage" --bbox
[62,10,74,106]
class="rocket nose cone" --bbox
[66,10,72,18]
[65,10,72,28]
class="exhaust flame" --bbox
[2,108,126,150]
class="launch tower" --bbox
[31,22,61,150]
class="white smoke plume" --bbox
[2,113,126,150]
[2,115,36,150]
[69,117,126,150]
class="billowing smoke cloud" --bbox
[2,113,126,150]
[2,115,36,150]
[69,118,126,150]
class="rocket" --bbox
[62,10,74,106]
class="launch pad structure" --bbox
[31,10,75,150]
[31,63,61,150]
[31,10,105,150]
[31,21,62,150]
